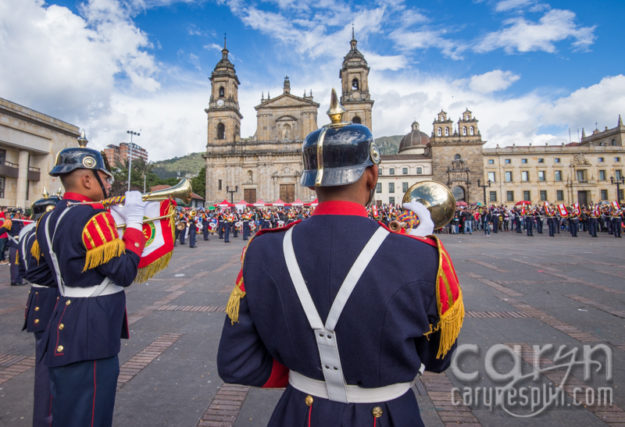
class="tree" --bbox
[191,166,206,199]
[110,159,172,196]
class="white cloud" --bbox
[468,70,520,93]
[495,0,534,12]
[388,28,466,60]
[475,9,596,53]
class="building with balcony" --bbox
[103,142,148,168]
[0,97,81,209]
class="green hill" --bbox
[152,135,403,179]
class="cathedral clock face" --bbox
[216,99,224,107]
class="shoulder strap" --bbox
[44,206,74,295]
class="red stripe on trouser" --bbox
[307,404,312,427]
[91,361,97,427]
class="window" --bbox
[389,168,395,175]
[351,78,359,90]
[402,167,408,175]
[488,159,494,164]
[0,176,4,198]
[556,190,564,201]
[601,189,608,200]
[616,170,623,180]
[521,171,529,182]
[454,154,461,160]
[487,172,496,182]
[462,126,467,136]
[599,170,606,181]
[506,191,514,202]
[352,116,361,124]
[523,190,531,201]
[445,127,449,136]
[616,157,621,162]
[379,168,383,176]
[416,167,423,175]
[521,158,528,164]
[217,123,225,139]
[612,139,617,146]
[437,127,442,136]
[540,190,547,201]
[388,182,395,193]
[376,183,382,193]
[470,126,475,135]
[219,86,224,97]
[598,157,604,163]
[489,191,497,202]
[554,170,562,181]
[538,158,544,163]
[402,182,409,193]
[554,157,561,163]
[538,171,545,182]
[389,197,395,205]
[218,179,222,191]
[505,171,513,182]
[576,170,586,183]
[505,159,511,164]
[0,149,5,165]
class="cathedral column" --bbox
[16,150,29,209]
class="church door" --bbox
[280,184,295,203]
[452,185,466,202]
[244,189,256,203]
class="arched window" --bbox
[470,126,474,135]
[217,123,225,140]
[219,86,225,97]
[247,170,253,183]
[454,154,462,161]
[437,127,442,136]
[612,139,617,146]
[462,126,467,136]
[445,127,449,136]
[352,116,362,124]
[351,78,359,90]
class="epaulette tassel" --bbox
[134,251,173,283]
[435,285,465,359]
[30,239,40,262]
[225,271,246,324]
[82,239,125,272]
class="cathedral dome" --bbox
[398,121,430,153]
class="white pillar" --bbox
[16,150,29,209]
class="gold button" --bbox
[56,345,64,352]
[372,406,383,418]
[35,291,39,295]
[305,395,314,407]
[134,242,140,248]
[34,306,40,312]
[34,319,40,324]
[65,300,71,306]
[58,323,64,330]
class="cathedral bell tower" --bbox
[339,28,374,130]
[205,36,243,148]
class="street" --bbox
[1,229,624,426]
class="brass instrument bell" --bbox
[401,180,456,229]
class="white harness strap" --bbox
[44,208,73,296]
[283,226,389,403]
[19,224,36,272]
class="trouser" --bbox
[224,223,231,243]
[493,217,499,233]
[547,218,555,236]
[536,219,543,234]
[179,227,186,244]
[49,356,119,427]
[525,218,533,236]
[613,218,622,237]
[463,220,472,234]
[589,218,598,237]
[9,247,22,284]
[515,219,522,233]
[483,221,490,235]
[233,225,238,238]
[33,331,52,427]
[218,222,224,239]
[0,237,6,261]
[569,219,578,237]
[189,227,196,247]
[203,223,209,240]
[243,222,250,240]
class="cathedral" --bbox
[203,34,373,204]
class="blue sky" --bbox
[1,0,624,160]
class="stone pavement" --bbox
[0,229,624,426]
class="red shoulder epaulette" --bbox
[81,211,125,272]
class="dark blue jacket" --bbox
[218,201,460,427]
[36,193,146,368]
[18,224,58,333]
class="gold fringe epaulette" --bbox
[225,270,246,324]
[134,251,173,283]
[30,239,40,262]
[83,239,125,271]
[430,235,465,359]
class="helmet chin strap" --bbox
[92,170,108,199]
[366,186,376,209]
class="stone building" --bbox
[204,36,371,204]
[103,142,148,167]
[0,97,80,209]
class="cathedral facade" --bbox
[204,35,372,204]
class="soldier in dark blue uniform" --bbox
[218,91,463,427]
[35,140,147,427]
[202,211,210,241]
[189,210,198,248]
[18,195,60,427]
[0,209,25,285]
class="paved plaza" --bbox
[1,229,624,426]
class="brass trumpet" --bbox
[100,179,193,207]
[390,180,456,230]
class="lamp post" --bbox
[611,176,625,204]
[226,185,238,204]
[126,130,140,191]
[477,178,491,205]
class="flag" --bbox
[111,199,177,283]
[557,204,569,216]
[612,201,621,210]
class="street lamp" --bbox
[611,176,624,204]
[477,178,491,205]
[226,185,238,204]
[126,130,140,191]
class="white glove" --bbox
[124,191,147,231]
[403,200,434,237]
